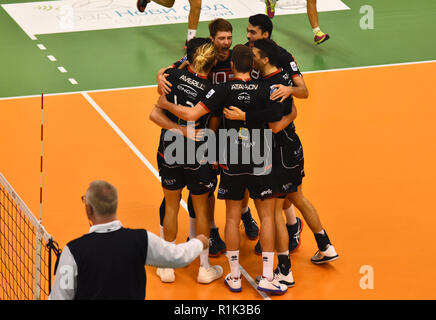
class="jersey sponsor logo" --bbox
[177,84,198,99]
[218,188,228,195]
[179,74,206,90]
[205,89,215,99]
[231,83,258,91]
[163,179,177,186]
[237,92,251,101]
[290,61,298,72]
[282,182,293,191]
[260,189,273,197]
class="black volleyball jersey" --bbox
[158,66,215,167]
[262,68,296,147]
[200,78,284,174]
[208,50,234,85]
[246,42,302,82]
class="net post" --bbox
[34,227,42,300]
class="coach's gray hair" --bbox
[85,180,118,216]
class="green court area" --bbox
[0,0,435,98]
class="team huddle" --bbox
[150,15,339,295]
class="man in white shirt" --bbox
[49,180,208,300]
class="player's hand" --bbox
[223,106,245,121]
[270,84,293,103]
[158,73,172,95]
[177,60,189,70]
[180,123,205,142]
[157,94,170,110]
[195,234,209,250]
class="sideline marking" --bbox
[1,59,435,101]
[80,92,189,213]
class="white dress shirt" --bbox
[49,220,203,300]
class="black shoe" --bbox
[137,0,150,12]
[254,240,262,255]
[287,217,303,253]
[209,227,226,257]
[241,208,259,240]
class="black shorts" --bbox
[272,132,305,198]
[157,154,217,195]
[217,171,276,201]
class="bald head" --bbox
[85,180,118,217]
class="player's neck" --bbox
[262,64,279,77]
[233,71,251,80]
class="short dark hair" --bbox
[208,18,233,38]
[248,14,273,38]
[231,44,253,74]
[252,38,279,67]
[186,37,211,64]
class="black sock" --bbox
[314,230,331,252]
[277,254,291,276]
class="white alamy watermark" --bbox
[360,5,374,30]
[163,125,273,175]
[359,265,374,290]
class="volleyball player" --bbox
[136,0,202,47]
[156,45,293,294]
[263,0,330,45]
[227,39,339,265]
[151,43,223,284]
[245,14,307,253]
[156,19,260,258]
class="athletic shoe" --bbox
[255,268,295,288]
[209,227,226,257]
[136,0,150,12]
[314,31,330,45]
[287,217,303,252]
[257,277,288,295]
[264,0,277,19]
[311,244,339,264]
[197,265,223,284]
[241,208,259,240]
[224,273,242,292]
[274,267,295,288]
[254,240,262,255]
[156,267,175,283]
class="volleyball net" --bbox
[0,172,61,300]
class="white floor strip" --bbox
[47,55,56,61]
[68,78,78,85]
[239,265,271,300]
[80,92,189,213]
[58,67,67,73]
[1,59,435,101]
[37,44,46,50]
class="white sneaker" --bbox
[257,277,288,295]
[274,268,295,288]
[156,267,175,283]
[224,273,242,292]
[197,265,223,284]
[311,244,339,264]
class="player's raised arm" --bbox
[156,94,210,122]
[268,102,297,133]
[149,105,204,141]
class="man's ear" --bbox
[85,203,94,220]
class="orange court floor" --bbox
[1,61,436,300]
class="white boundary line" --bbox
[81,92,188,213]
[1,59,435,101]
[239,265,271,300]
[81,91,269,299]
